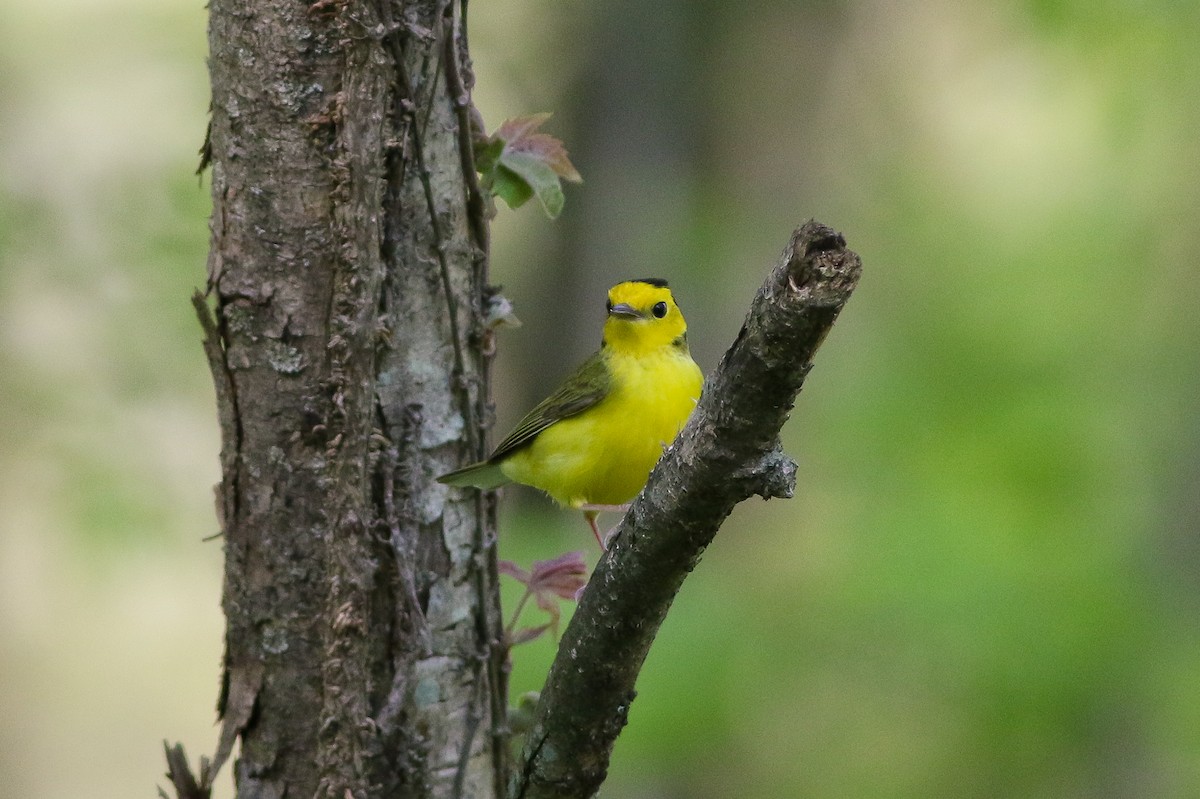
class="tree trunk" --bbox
[197,1,504,797]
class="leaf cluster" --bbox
[474,113,582,219]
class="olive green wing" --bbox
[487,350,610,463]
[437,351,609,489]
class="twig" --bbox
[159,742,211,799]
[510,220,862,799]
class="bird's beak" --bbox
[608,303,642,320]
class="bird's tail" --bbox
[436,460,509,490]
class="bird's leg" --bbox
[582,510,604,549]
[580,504,631,550]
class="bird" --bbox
[438,278,703,547]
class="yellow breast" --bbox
[500,347,702,508]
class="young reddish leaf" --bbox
[496,113,582,183]
[527,551,589,601]
[509,624,552,646]
[525,551,588,635]
[475,113,581,218]
[493,113,550,145]
[500,551,589,642]
[498,559,530,583]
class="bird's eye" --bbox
[651,301,668,318]
[606,299,613,313]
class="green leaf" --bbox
[500,151,566,219]
[474,136,504,175]
[489,164,535,210]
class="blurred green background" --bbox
[2,0,1198,796]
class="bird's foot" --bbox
[581,504,631,550]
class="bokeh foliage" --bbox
[1,0,1197,797]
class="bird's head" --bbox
[602,278,690,356]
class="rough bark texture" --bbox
[512,222,862,799]
[189,1,505,797]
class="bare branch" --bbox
[511,220,862,799]
[159,742,211,799]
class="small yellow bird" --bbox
[438,278,703,547]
